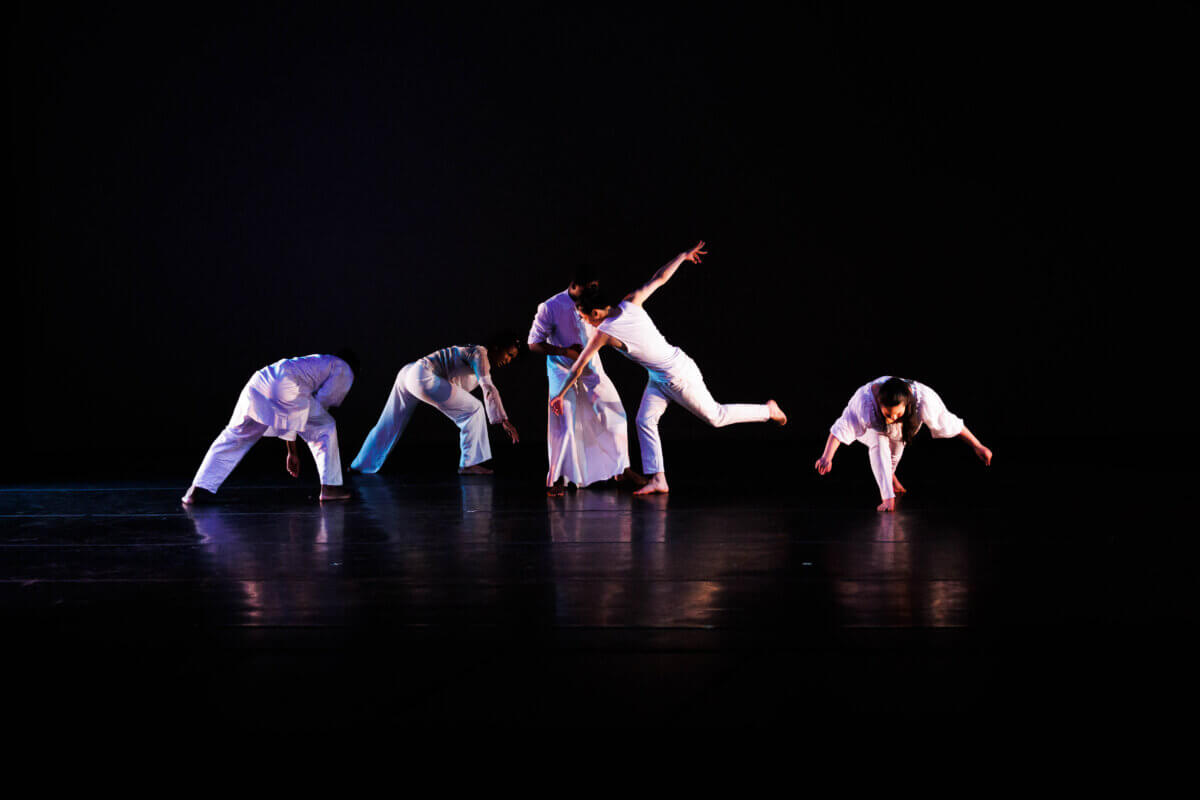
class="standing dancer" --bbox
[551,241,787,495]
[351,336,520,475]
[528,267,638,495]
[813,376,992,511]
[182,352,357,504]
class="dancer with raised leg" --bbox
[551,241,787,495]
[814,376,992,511]
[182,352,357,505]
[351,335,520,475]
[529,266,640,495]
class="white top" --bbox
[596,300,685,380]
[420,345,508,424]
[830,376,965,446]
[527,290,605,377]
[242,354,354,436]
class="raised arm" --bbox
[626,241,706,306]
[549,330,613,415]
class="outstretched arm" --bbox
[550,331,612,415]
[957,426,992,465]
[626,241,706,306]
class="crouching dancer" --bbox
[814,376,992,511]
[182,352,357,504]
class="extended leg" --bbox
[184,416,269,503]
[351,365,419,473]
[664,360,780,428]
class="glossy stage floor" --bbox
[1,441,1185,726]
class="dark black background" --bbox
[9,2,1195,481]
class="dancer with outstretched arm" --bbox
[551,241,787,495]
[351,335,520,475]
[814,376,992,511]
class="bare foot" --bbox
[767,399,787,426]
[615,467,649,487]
[459,464,494,475]
[320,485,352,502]
[634,473,669,495]
[892,475,907,495]
[181,486,213,506]
[546,478,566,496]
[876,497,896,512]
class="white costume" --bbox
[529,290,630,487]
[829,376,965,501]
[351,345,508,472]
[191,354,354,492]
[596,300,770,475]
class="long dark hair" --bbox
[874,377,920,444]
[574,285,613,314]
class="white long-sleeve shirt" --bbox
[419,345,508,424]
[528,290,605,377]
[240,354,354,438]
[830,376,965,500]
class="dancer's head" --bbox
[875,377,919,443]
[485,331,522,369]
[574,285,612,327]
[568,264,600,300]
[334,347,361,376]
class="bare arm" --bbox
[626,241,706,306]
[956,426,992,465]
[814,434,841,475]
[285,439,300,478]
[549,331,613,415]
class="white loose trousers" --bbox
[545,362,630,487]
[351,361,492,472]
[192,404,343,492]
[635,355,770,475]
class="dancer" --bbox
[351,335,520,475]
[528,266,638,495]
[551,241,787,495]
[182,352,357,505]
[814,376,992,511]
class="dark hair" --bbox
[574,284,613,314]
[483,330,522,362]
[571,263,600,288]
[334,347,361,376]
[875,377,920,444]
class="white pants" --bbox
[867,434,906,501]
[635,354,770,475]
[546,364,630,487]
[351,361,491,472]
[191,405,343,492]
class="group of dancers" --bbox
[181,241,992,512]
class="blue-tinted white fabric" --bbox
[598,301,770,475]
[352,346,509,472]
[192,355,353,491]
[529,291,630,486]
